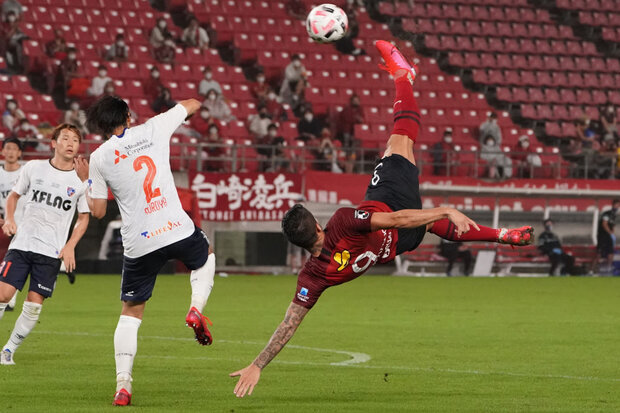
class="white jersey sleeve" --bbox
[88,152,108,200]
[77,192,89,214]
[12,161,33,196]
[144,104,188,144]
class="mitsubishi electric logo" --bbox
[114,149,128,164]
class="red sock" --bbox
[391,78,420,143]
[430,218,500,242]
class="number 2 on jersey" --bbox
[133,156,161,203]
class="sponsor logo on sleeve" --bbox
[354,210,369,220]
[297,287,309,302]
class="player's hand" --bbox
[59,246,76,273]
[74,155,89,182]
[230,363,261,398]
[446,208,480,237]
[2,219,16,237]
[0,218,5,226]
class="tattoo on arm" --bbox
[253,303,309,369]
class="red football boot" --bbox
[375,40,419,84]
[498,226,534,246]
[113,389,131,406]
[185,306,213,346]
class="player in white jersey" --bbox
[0,124,90,365]
[0,138,24,311]
[78,96,216,406]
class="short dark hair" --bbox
[543,218,553,226]
[281,204,318,249]
[52,123,82,143]
[86,95,129,139]
[3,137,23,151]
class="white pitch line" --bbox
[32,330,620,383]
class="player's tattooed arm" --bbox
[254,302,310,369]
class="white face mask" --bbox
[304,114,313,121]
[205,72,213,79]
[293,60,301,68]
[165,40,175,47]
[522,141,530,148]
[208,94,216,101]
[152,71,159,78]
[68,54,76,60]
[269,130,277,137]
[116,40,125,47]
[200,111,209,119]
[267,93,276,100]
[7,102,16,111]
[99,70,107,77]
[70,103,79,111]
[486,140,494,146]
[158,21,166,29]
[444,136,452,143]
[257,76,265,83]
[8,15,16,22]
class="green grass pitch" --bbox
[1,274,620,412]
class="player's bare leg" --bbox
[1,291,44,365]
[113,301,145,406]
[186,246,215,346]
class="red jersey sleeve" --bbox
[292,264,331,309]
[334,208,373,234]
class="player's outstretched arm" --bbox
[230,302,310,398]
[58,212,89,273]
[178,99,202,119]
[2,191,20,236]
[371,207,480,237]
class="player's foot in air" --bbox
[186,307,213,346]
[375,40,419,85]
[498,226,534,246]
[113,388,131,406]
[1,349,15,365]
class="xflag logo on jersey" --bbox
[114,150,128,164]
[334,249,351,271]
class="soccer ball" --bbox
[306,3,348,43]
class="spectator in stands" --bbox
[512,135,541,178]
[285,0,306,19]
[1,10,26,72]
[256,123,289,173]
[2,98,25,131]
[181,18,209,50]
[87,65,112,97]
[264,90,286,121]
[1,0,21,21]
[198,66,222,97]
[337,94,364,147]
[203,88,233,122]
[251,72,271,104]
[105,33,128,62]
[315,128,343,173]
[203,123,226,172]
[12,117,38,150]
[279,54,307,108]
[102,80,116,97]
[45,28,67,59]
[479,112,502,146]
[143,66,163,102]
[438,239,472,276]
[150,17,172,49]
[153,33,176,63]
[430,128,453,176]
[538,219,577,276]
[480,134,512,179]
[597,199,619,275]
[600,102,618,142]
[63,100,88,136]
[189,106,221,139]
[575,115,598,151]
[297,107,322,142]
[151,87,176,114]
[248,105,272,139]
[56,47,86,100]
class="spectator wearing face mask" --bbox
[600,102,618,142]
[143,66,163,101]
[285,0,306,19]
[1,0,22,21]
[1,9,26,71]
[87,64,112,97]
[252,72,271,104]
[297,108,322,142]
[203,124,226,172]
[203,88,234,122]
[337,94,364,146]
[279,54,307,107]
[479,112,502,146]
[248,105,272,140]
[198,66,222,97]
[512,135,541,178]
[57,47,90,100]
[153,33,176,63]
[151,87,176,114]
[430,128,454,176]
[181,18,209,49]
[264,90,286,121]
[538,219,577,276]
[105,33,128,62]
[63,100,88,136]
[2,98,25,131]
[150,17,171,48]
[189,106,221,138]
[45,28,67,59]
[12,117,38,148]
[256,123,288,172]
[480,134,512,179]
[315,128,343,173]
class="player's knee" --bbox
[22,301,42,320]
[0,285,16,303]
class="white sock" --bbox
[4,301,42,353]
[114,315,142,393]
[8,291,17,308]
[0,303,6,322]
[190,253,215,313]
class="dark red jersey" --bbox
[293,201,398,309]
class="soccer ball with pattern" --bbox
[306,3,348,43]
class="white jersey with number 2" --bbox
[88,104,195,259]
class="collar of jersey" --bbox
[115,128,129,138]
